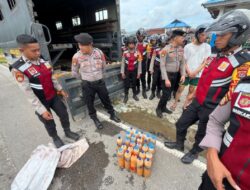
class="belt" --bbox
[83,79,103,85]
[167,72,179,76]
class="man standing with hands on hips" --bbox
[72,33,121,130]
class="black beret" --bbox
[74,33,93,45]
[171,30,186,39]
[16,34,38,45]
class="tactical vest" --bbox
[219,76,250,190]
[10,58,56,106]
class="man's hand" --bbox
[180,75,185,84]
[42,111,53,120]
[121,73,126,79]
[60,90,69,99]
[165,79,171,88]
[207,148,240,190]
[188,71,197,79]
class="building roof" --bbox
[165,19,190,29]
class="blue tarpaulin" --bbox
[165,19,190,29]
[206,0,225,3]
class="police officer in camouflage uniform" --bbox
[72,33,121,130]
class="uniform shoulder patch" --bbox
[15,71,24,83]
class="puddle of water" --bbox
[119,109,176,141]
[118,109,207,158]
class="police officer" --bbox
[149,34,169,100]
[10,34,79,148]
[199,77,250,190]
[146,34,159,91]
[121,36,142,103]
[165,9,250,164]
[72,33,121,130]
[136,28,148,98]
[156,30,186,118]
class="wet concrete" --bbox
[119,109,197,150]
[49,142,109,190]
[95,121,122,137]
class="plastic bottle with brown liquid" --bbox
[124,150,131,171]
[146,152,153,161]
[116,135,123,151]
[139,151,146,160]
[117,148,125,169]
[129,127,134,136]
[142,144,148,153]
[127,146,133,153]
[148,143,155,154]
[136,142,142,150]
[137,136,143,144]
[130,154,137,173]
[131,135,136,143]
[125,137,130,147]
[144,158,152,178]
[121,143,127,153]
[133,146,139,156]
[130,140,136,148]
[136,157,144,176]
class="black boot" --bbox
[149,92,155,100]
[181,150,199,164]
[123,94,128,104]
[52,135,64,148]
[142,90,147,99]
[156,91,161,99]
[162,107,173,114]
[136,88,140,95]
[92,117,104,130]
[156,108,163,118]
[65,130,80,141]
[133,94,139,101]
[164,140,184,151]
[110,112,121,123]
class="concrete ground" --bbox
[0,64,205,190]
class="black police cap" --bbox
[16,34,38,45]
[171,30,186,39]
[74,33,93,45]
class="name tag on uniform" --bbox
[218,61,230,72]
[28,67,40,77]
[232,92,250,119]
